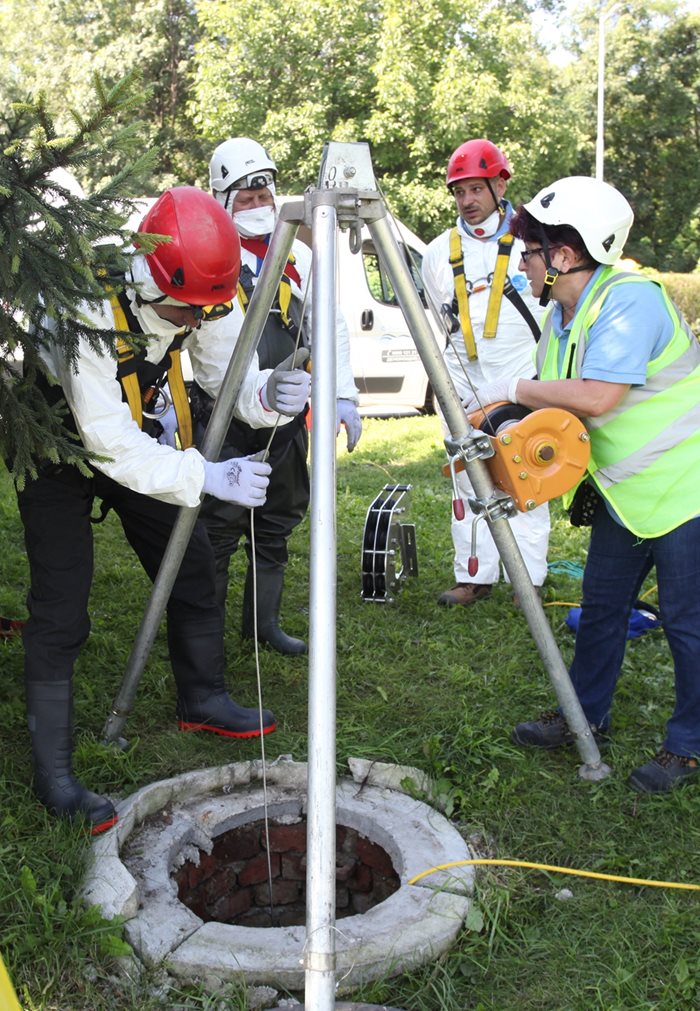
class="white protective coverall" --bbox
[421,206,550,587]
[40,293,286,506]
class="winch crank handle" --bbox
[449,456,465,520]
[468,514,482,577]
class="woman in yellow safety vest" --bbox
[465,176,700,793]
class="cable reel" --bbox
[443,401,591,511]
[361,484,418,602]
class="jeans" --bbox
[569,501,700,757]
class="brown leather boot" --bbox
[437,583,492,606]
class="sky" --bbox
[533,0,700,67]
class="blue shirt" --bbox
[551,267,674,382]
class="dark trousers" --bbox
[201,421,310,571]
[570,501,700,757]
[17,463,221,685]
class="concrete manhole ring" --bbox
[83,756,473,995]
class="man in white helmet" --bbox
[422,139,550,608]
[16,186,311,835]
[492,175,700,794]
[201,137,362,655]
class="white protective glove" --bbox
[201,456,271,508]
[462,376,521,414]
[336,399,363,452]
[262,348,312,417]
[156,404,179,449]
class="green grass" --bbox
[1,415,699,1010]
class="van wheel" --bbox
[421,383,436,415]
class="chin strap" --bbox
[538,230,559,307]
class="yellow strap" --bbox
[483,233,513,339]
[109,293,193,447]
[237,264,294,327]
[111,296,143,429]
[449,228,477,361]
[278,274,292,327]
[167,349,192,449]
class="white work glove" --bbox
[156,404,179,449]
[201,456,271,508]
[262,348,311,416]
[336,399,363,452]
[462,376,520,414]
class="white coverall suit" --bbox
[421,207,550,587]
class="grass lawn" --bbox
[1,414,699,1010]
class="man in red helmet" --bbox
[15,187,311,835]
[422,139,550,607]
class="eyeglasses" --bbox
[521,245,560,263]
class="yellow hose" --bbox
[408,858,700,891]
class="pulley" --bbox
[443,402,591,511]
[361,484,418,602]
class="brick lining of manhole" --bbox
[173,817,400,928]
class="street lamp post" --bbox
[596,3,618,181]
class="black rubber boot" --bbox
[242,566,307,655]
[169,616,276,738]
[25,680,117,835]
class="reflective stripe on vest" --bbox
[537,268,700,537]
[109,295,193,449]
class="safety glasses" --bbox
[136,292,233,322]
[190,301,234,322]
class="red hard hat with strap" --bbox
[446,139,511,189]
[138,187,241,305]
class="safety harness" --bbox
[448,227,541,360]
[109,291,194,449]
[239,238,301,329]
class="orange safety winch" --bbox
[442,402,591,512]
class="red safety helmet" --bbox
[446,139,511,190]
[137,187,241,305]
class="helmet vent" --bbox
[479,157,488,169]
[540,192,555,208]
[171,267,185,288]
[221,165,229,179]
[602,233,615,251]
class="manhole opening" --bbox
[173,818,400,928]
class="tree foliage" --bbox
[563,0,700,270]
[0,0,697,267]
[0,0,202,192]
[0,74,155,482]
[191,0,578,238]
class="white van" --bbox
[284,202,443,416]
[333,217,443,416]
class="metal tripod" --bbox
[102,141,609,1011]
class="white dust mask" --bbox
[233,205,277,238]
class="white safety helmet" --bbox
[209,138,277,200]
[524,176,633,265]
